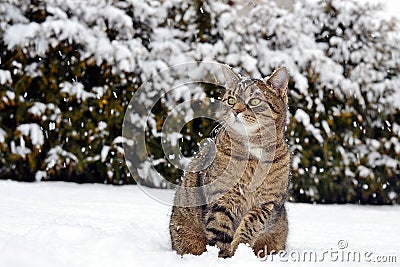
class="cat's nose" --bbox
[232,109,243,116]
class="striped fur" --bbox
[170,66,290,258]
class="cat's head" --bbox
[220,65,289,137]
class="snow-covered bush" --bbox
[289,0,400,204]
[0,0,140,183]
[0,0,398,203]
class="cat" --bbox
[169,64,291,258]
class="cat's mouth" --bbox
[227,113,259,136]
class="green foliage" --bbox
[286,0,400,204]
[0,39,135,183]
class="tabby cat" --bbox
[169,65,290,258]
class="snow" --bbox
[60,82,96,101]
[10,140,31,158]
[4,23,40,49]
[45,146,78,170]
[0,181,399,267]
[49,122,56,131]
[357,165,373,178]
[100,145,110,162]
[0,127,6,143]
[35,170,47,182]
[0,69,12,84]
[28,102,47,117]
[5,90,15,100]
[366,0,400,19]
[137,161,164,188]
[294,109,323,143]
[28,103,62,123]
[16,123,45,148]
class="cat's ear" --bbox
[221,64,240,88]
[265,67,289,99]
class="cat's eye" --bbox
[249,98,261,106]
[227,96,236,105]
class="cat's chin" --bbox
[226,117,259,137]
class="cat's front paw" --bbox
[215,242,234,258]
[218,248,234,258]
[229,238,240,255]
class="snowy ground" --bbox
[377,0,400,18]
[0,181,399,267]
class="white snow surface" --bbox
[0,181,399,267]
